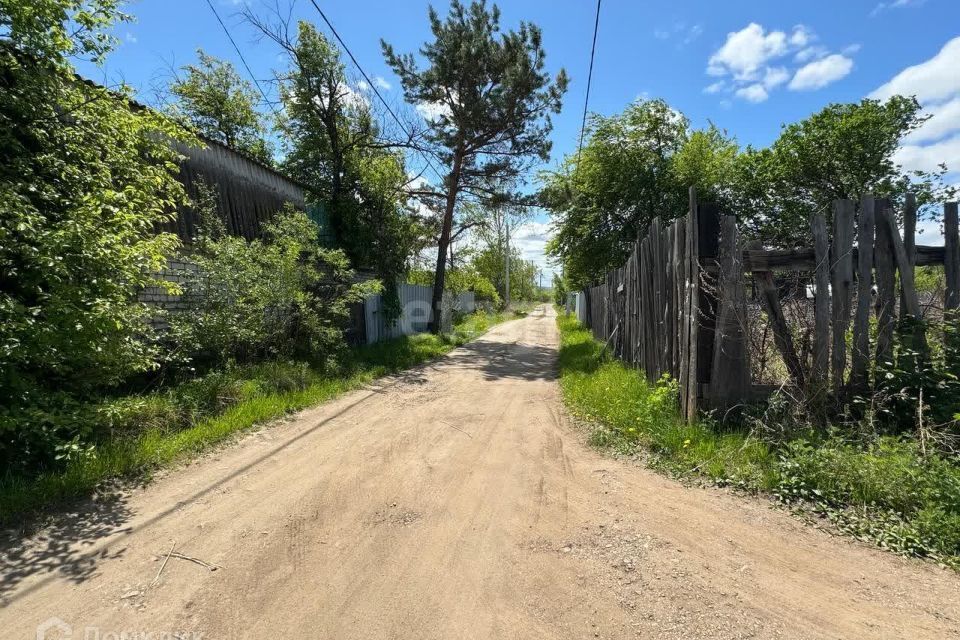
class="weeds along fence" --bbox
[578,188,960,421]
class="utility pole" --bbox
[505,215,510,308]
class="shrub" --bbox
[0,1,198,470]
[168,203,378,372]
[776,436,960,560]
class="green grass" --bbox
[555,312,960,567]
[556,313,778,489]
[0,309,516,526]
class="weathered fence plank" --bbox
[811,213,831,389]
[850,195,875,392]
[681,188,699,421]
[696,203,721,397]
[710,215,750,411]
[830,200,855,396]
[874,197,897,368]
[901,192,917,312]
[882,205,922,319]
[757,270,804,388]
[946,202,960,312]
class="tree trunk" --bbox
[430,149,464,333]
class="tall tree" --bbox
[382,0,567,331]
[250,18,425,319]
[170,49,273,163]
[542,99,690,288]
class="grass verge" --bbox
[0,308,522,526]
[555,312,960,568]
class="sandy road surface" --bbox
[2,305,958,639]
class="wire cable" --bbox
[203,0,280,117]
[574,0,602,179]
[307,0,445,183]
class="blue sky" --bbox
[79,0,960,280]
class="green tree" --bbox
[1,0,194,468]
[731,97,953,247]
[542,99,690,288]
[169,49,273,164]
[382,0,568,331]
[265,20,421,318]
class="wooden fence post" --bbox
[850,195,875,392]
[680,188,698,421]
[811,213,831,389]
[945,202,960,311]
[900,192,917,311]
[830,199,855,397]
[874,197,897,368]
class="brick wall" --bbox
[139,259,200,314]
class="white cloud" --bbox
[871,0,926,17]
[794,45,827,63]
[735,84,769,103]
[707,23,852,102]
[869,36,960,103]
[703,80,726,94]
[373,76,392,90]
[789,25,814,48]
[124,32,137,44]
[894,133,960,174]
[762,66,790,90]
[511,221,555,278]
[416,101,452,121]
[653,22,703,47]
[788,54,854,90]
[707,23,791,81]
[904,97,960,145]
[357,80,370,92]
[683,24,704,45]
[869,36,960,178]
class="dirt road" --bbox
[2,305,958,639]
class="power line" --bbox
[306,0,445,183]
[574,0,602,178]
[203,0,279,117]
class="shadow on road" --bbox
[444,334,558,382]
[0,490,134,604]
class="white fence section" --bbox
[572,292,587,325]
[363,284,476,344]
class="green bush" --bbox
[168,203,378,372]
[776,437,960,559]
[0,2,196,469]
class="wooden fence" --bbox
[579,189,960,421]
